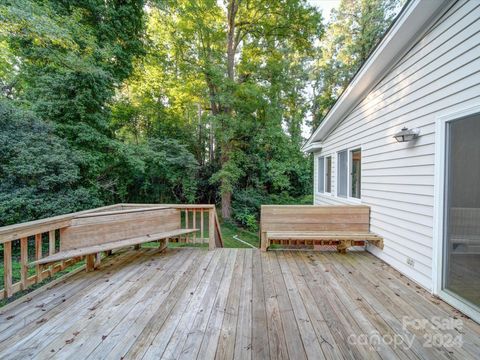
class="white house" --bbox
[303,0,480,322]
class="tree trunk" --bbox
[226,0,239,80]
[221,187,232,219]
[220,0,240,220]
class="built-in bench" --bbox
[260,205,383,253]
[31,206,197,269]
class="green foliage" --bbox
[311,0,404,128]
[0,0,331,230]
[0,100,103,226]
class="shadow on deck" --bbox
[0,248,479,359]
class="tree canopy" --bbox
[0,0,402,229]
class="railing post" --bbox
[3,241,12,298]
[209,208,215,250]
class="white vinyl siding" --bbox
[313,0,480,290]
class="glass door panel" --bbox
[444,114,480,308]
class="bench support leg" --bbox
[337,240,352,254]
[261,232,269,252]
[134,244,141,250]
[159,238,168,252]
[86,254,95,272]
[94,252,101,268]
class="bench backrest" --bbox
[60,207,179,251]
[260,205,371,234]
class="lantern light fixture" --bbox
[393,127,420,142]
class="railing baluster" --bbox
[3,241,13,298]
[209,209,215,250]
[35,233,42,283]
[192,209,196,243]
[200,209,204,244]
[49,230,55,256]
[20,237,28,290]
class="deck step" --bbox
[30,228,199,266]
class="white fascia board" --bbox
[303,0,449,149]
[302,141,322,153]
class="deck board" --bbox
[0,248,479,359]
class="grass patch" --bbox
[220,221,259,248]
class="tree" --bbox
[311,0,403,129]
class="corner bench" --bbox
[260,205,383,253]
[31,207,197,270]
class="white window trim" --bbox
[334,145,363,204]
[315,155,324,195]
[348,147,362,202]
[324,155,333,195]
[316,154,333,196]
[433,104,480,324]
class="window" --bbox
[337,150,348,197]
[325,156,332,193]
[317,157,324,193]
[350,149,361,198]
[337,148,361,199]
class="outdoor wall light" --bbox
[393,127,420,142]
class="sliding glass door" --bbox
[443,114,480,309]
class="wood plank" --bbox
[283,251,342,359]
[32,228,198,265]
[122,250,217,359]
[261,251,288,359]
[185,249,237,359]
[336,253,448,360]
[83,250,204,359]
[233,249,253,360]
[0,250,145,343]
[276,251,325,359]
[31,249,191,359]
[296,251,379,359]
[350,252,480,358]
[268,252,307,359]
[251,250,269,360]
[161,250,227,359]
[215,250,245,359]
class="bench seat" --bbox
[266,231,383,253]
[260,205,383,253]
[31,228,198,266]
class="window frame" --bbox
[349,148,362,200]
[317,155,325,194]
[335,146,362,203]
[325,155,332,195]
[316,154,333,196]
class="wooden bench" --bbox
[260,205,383,253]
[31,206,197,270]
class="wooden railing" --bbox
[119,204,224,250]
[0,203,223,301]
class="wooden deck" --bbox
[0,248,479,359]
